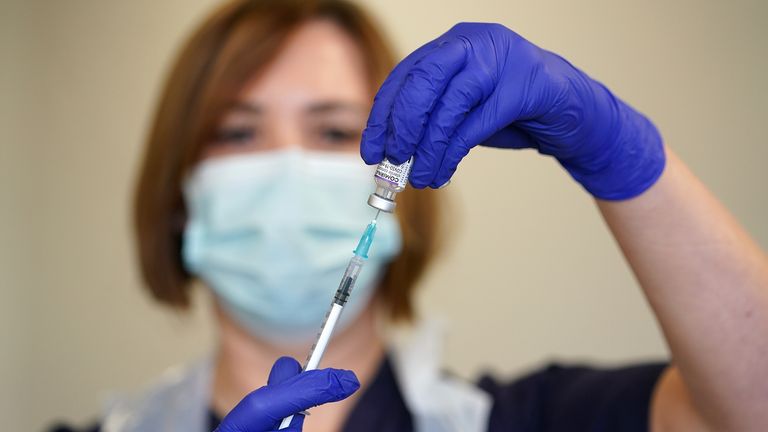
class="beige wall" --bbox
[2,0,766,430]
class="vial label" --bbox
[374,158,413,189]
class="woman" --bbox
[56,0,768,431]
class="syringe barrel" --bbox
[334,255,364,306]
[278,254,368,430]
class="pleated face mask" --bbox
[182,149,402,343]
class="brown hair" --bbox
[133,0,441,321]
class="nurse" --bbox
[53,1,767,431]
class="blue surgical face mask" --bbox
[181,149,402,344]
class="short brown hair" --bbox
[133,0,441,321]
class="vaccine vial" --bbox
[367,157,413,213]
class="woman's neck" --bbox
[211,302,385,431]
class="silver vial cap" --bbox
[367,193,396,213]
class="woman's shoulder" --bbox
[477,361,668,432]
[46,357,213,432]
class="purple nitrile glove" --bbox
[361,22,664,200]
[215,357,360,432]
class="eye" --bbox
[319,127,359,145]
[213,127,257,146]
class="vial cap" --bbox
[367,193,396,213]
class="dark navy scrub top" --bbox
[50,356,666,432]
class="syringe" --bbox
[278,218,378,430]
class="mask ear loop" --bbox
[173,209,190,276]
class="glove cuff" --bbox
[562,101,666,201]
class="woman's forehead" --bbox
[236,19,371,109]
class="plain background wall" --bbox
[1,0,766,430]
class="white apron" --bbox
[102,320,491,432]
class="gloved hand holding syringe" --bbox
[278,157,413,430]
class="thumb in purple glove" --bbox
[215,357,360,432]
[265,356,306,430]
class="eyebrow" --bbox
[228,101,367,115]
[306,102,367,115]
[230,102,262,114]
